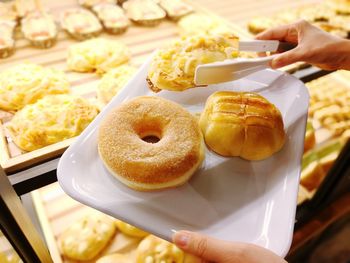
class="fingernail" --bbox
[174,231,190,248]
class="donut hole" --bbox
[134,119,163,144]
[142,135,160,144]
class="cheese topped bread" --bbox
[0,63,70,111]
[97,65,136,105]
[7,94,99,151]
[67,38,130,74]
[147,34,238,92]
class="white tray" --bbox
[58,58,309,257]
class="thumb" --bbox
[173,231,234,262]
[270,47,303,68]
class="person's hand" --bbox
[255,19,350,70]
[173,230,287,263]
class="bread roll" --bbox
[199,91,285,160]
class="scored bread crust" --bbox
[199,91,285,160]
[98,96,204,191]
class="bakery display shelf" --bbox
[31,183,141,263]
[0,0,254,175]
[293,70,350,214]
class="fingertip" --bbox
[255,32,267,40]
[173,230,191,249]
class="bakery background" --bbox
[0,0,349,262]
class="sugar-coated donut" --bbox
[98,96,205,191]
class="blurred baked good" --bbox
[0,2,17,21]
[0,63,70,111]
[248,16,281,34]
[326,0,350,14]
[98,96,204,191]
[21,12,58,48]
[7,94,99,151]
[147,34,238,92]
[248,4,343,36]
[0,251,20,263]
[0,21,16,59]
[115,220,149,238]
[297,5,334,22]
[304,119,316,153]
[61,8,102,40]
[96,253,132,263]
[92,3,129,34]
[59,212,116,261]
[297,184,311,205]
[199,91,285,160]
[97,65,136,105]
[327,15,350,34]
[15,0,42,18]
[123,0,166,26]
[136,235,184,263]
[67,38,130,74]
[177,13,232,36]
[306,72,350,136]
[301,137,346,191]
[78,0,116,9]
[159,0,193,20]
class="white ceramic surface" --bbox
[57,58,309,257]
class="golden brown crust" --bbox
[146,77,161,93]
[199,91,285,160]
[98,96,204,190]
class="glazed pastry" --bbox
[147,34,238,92]
[0,21,16,59]
[96,253,132,263]
[21,12,58,48]
[115,220,149,238]
[123,0,166,26]
[59,212,116,261]
[136,235,184,263]
[78,0,116,9]
[93,3,129,34]
[97,65,136,105]
[7,94,99,151]
[177,13,232,36]
[98,96,205,191]
[159,0,193,20]
[304,119,316,153]
[67,38,130,74]
[199,91,285,160]
[0,63,70,111]
[61,8,102,40]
